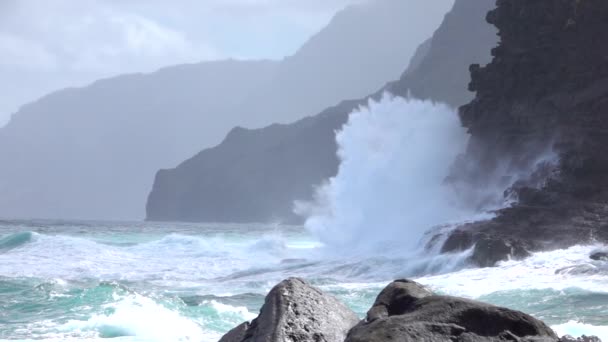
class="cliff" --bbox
[0,0,447,221]
[146,0,498,223]
[442,0,608,265]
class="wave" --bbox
[297,95,474,257]
[0,231,37,252]
[0,230,313,285]
[56,290,211,341]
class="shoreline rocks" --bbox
[219,278,359,342]
[220,278,601,342]
[442,0,608,267]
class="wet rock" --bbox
[590,251,608,261]
[470,237,531,267]
[219,278,359,342]
[446,0,608,259]
[346,280,559,342]
[441,230,474,253]
[366,279,433,322]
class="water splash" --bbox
[297,94,473,256]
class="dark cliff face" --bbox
[146,0,498,224]
[146,104,352,223]
[443,0,608,263]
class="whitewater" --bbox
[1,96,607,341]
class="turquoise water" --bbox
[0,220,607,341]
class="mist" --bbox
[0,0,454,221]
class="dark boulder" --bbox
[219,322,250,342]
[218,278,359,342]
[366,279,433,322]
[470,237,530,267]
[590,250,608,261]
[441,230,474,253]
[346,280,559,342]
[440,228,532,267]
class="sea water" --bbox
[2,97,607,341]
[0,220,607,341]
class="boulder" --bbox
[218,278,359,342]
[346,280,559,342]
[219,322,249,342]
[590,250,608,261]
[366,279,433,322]
[445,0,608,264]
[470,237,530,267]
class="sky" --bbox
[0,0,360,126]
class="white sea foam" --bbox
[417,244,608,297]
[207,300,257,321]
[552,321,608,341]
[60,293,207,341]
[298,94,474,257]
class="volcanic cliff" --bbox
[442,0,608,265]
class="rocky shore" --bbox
[219,278,601,342]
[440,0,608,266]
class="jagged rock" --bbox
[218,278,359,342]
[346,280,559,342]
[443,0,608,264]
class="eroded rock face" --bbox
[218,278,359,342]
[443,0,608,266]
[347,280,559,342]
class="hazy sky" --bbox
[0,0,360,126]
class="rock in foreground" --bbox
[219,278,359,342]
[220,278,602,342]
[347,279,558,342]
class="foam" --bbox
[552,321,608,341]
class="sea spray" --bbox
[296,94,473,255]
[1,223,607,340]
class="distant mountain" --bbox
[146,0,498,224]
[0,0,452,221]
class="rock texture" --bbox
[347,280,558,342]
[442,0,608,266]
[146,0,498,223]
[219,278,359,342]
[222,279,600,342]
[0,0,447,221]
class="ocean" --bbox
[0,220,607,341]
